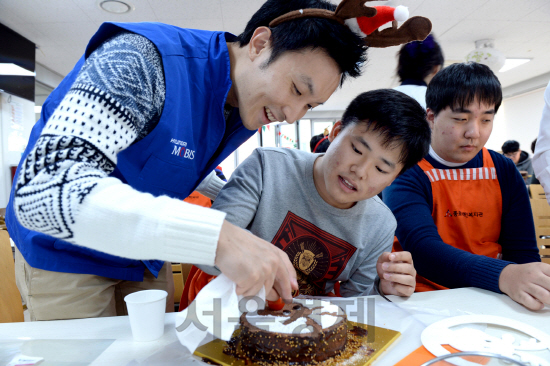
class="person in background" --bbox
[6,0,372,321]
[310,127,331,153]
[181,89,431,306]
[501,140,535,184]
[530,139,540,184]
[533,82,550,202]
[385,62,549,311]
[393,33,444,109]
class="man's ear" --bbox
[426,108,436,130]
[328,121,344,142]
[248,27,272,61]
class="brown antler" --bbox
[269,9,339,27]
[365,16,432,48]
[269,0,380,28]
[268,0,432,49]
[334,0,378,21]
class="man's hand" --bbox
[376,252,416,296]
[215,220,298,302]
[499,262,550,310]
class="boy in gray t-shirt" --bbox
[188,89,430,299]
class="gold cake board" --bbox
[194,321,401,366]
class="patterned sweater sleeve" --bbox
[13,32,225,265]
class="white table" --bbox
[378,287,550,365]
[0,288,548,365]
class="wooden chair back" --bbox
[0,230,24,322]
[529,199,550,263]
[529,184,547,200]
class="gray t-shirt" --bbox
[211,148,397,297]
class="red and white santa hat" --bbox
[345,5,409,37]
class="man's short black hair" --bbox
[397,34,444,82]
[426,62,502,116]
[502,140,520,155]
[341,89,431,174]
[235,0,367,85]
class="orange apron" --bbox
[393,148,503,292]
[179,266,216,311]
[178,191,213,311]
[183,191,212,208]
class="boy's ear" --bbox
[430,65,441,77]
[249,27,272,61]
[328,121,344,142]
[426,108,436,129]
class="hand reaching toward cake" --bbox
[376,251,416,296]
[215,220,299,301]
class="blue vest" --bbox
[6,22,255,281]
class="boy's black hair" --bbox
[426,62,502,116]
[502,140,520,155]
[531,139,537,154]
[235,0,367,85]
[397,34,444,82]
[341,89,430,174]
[310,133,331,153]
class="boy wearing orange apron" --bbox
[385,62,549,311]
[180,89,433,309]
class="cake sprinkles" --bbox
[223,300,374,365]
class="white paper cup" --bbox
[124,289,168,342]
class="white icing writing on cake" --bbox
[245,300,343,334]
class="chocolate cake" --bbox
[226,300,347,364]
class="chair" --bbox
[529,184,546,200]
[0,230,24,322]
[0,207,6,231]
[529,199,550,264]
[172,263,193,310]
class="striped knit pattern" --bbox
[424,167,497,183]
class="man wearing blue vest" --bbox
[6,0,369,320]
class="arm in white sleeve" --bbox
[72,178,225,264]
[533,81,550,204]
[196,170,226,200]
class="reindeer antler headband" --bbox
[269,0,432,48]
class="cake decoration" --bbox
[269,0,432,48]
[223,300,373,365]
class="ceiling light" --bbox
[99,0,133,14]
[0,63,35,76]
[499,58,531,73]
[465,39,506,72]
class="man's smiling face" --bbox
[234,28,341,130]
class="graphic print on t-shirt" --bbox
[271,212,357,296]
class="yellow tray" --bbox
[194,321,400,366]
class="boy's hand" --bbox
[376,251,416,297]
[215,220,299,302]
[499,262,550,311]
